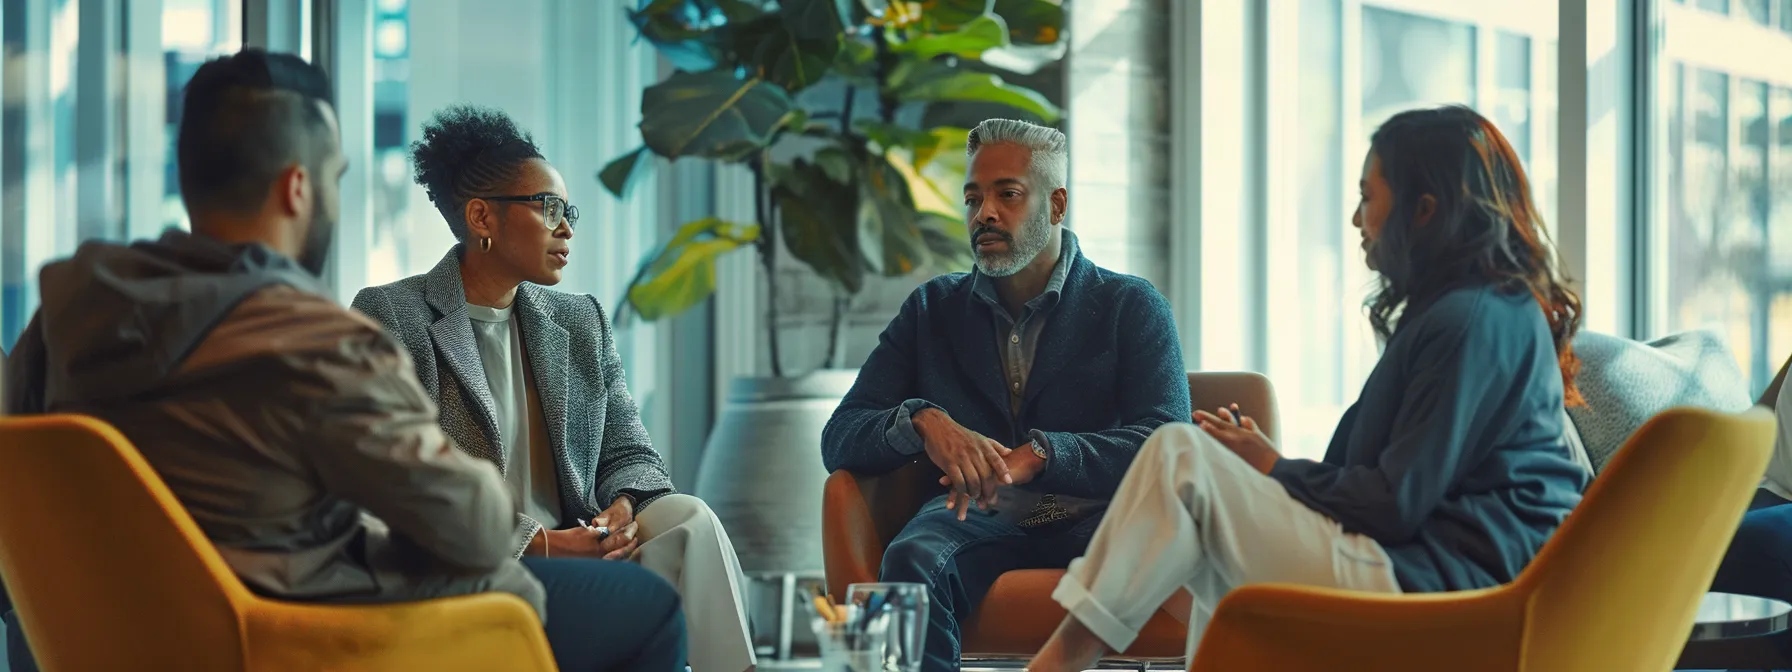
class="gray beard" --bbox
[975,206,1054,277]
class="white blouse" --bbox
[466,301,564,528]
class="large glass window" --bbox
[161,0,244,232]
[2,0,241,351]
[1653,0,1792,395]
[1273,1,1558,458]
[364,0,411,288]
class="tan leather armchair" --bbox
[822,372,1281,660]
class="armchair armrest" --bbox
[1191,584,1525,672]
[823,461,939,599]
[244,592,555,671]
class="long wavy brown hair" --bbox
[1366,105,1584,406]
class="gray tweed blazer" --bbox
[351,246,675,557]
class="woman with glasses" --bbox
[353,105,755,672]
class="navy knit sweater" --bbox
[821,245,1190,501]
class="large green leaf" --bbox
[856,150,929,276]
[916,0,994,31]
[738,15,839,92]
[716,0,770,22]
[626,217,761,321]
[891,15,1009,60]
[918,212,974,271]
[772,159,866,293]
[599,147,653,198]
[627,0,727,71]
[894,64,1062,122]
[833,37,878,82]
[885,146,959,218]
[813,146,855,184]
[853,120,936,154]
[638,70,798,161]
[991,0,1063,45]
[779,0,848,41]
[912,126,970,173]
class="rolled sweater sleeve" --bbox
[823,289,941,474]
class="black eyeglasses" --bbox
[478,194,579,230]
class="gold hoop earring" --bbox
[479,237,493,252]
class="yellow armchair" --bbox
[1191,406,1776,672]
[0,414,557,672]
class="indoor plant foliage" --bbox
[601,0,1065,376]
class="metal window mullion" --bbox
[73,0,120,244]
[122,0,164,241]
[1188,0,1261,372]
[242,0,303,53]
[1637,0,1672,338]
[1607,0,1648,340]
[1340,0,1375,388]
[17,0,57,335]
[1558,0,1593,331]
[321,0,371,304]
[1530,30,1548,217]
[1168,0,1202,368]
[1262,0,1303,390]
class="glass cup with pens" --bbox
[810,585,891,672]
[845,583,928,672]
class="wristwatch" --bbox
[1031,438,1049,461]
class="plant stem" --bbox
[752,154,785,378]
[840,85,856,136]
[872,27,895,122]
[613,253,654,327]
[825,292,849,369]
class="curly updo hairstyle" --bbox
[410,104,545,241]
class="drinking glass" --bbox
[813,616,889,672]
[847,582,929,672]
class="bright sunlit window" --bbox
[1654,0,1792,395]
[1267,0,1558,458]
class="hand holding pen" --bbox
[1193,403,1281,475]
[577,518,611,540]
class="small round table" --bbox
[1678,592,1792,670]
[1691,592,1792,641]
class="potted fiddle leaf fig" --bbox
[598,0,1065,592]
[601,0,1065,376]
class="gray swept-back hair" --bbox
[966,118,1067,191]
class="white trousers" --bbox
[1052,424,1402,661]
[633,494,756,672]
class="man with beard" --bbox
[823,118,1191,671]
[2,50,685,672]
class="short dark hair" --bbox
[177,49,335,214]
[410,105,545,241]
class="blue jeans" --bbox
[1,560,685,672]
[3,580,32,672]
[1700,490,1792,672]
[1712,490,1792,603]
[879,495,1102,672]
[519,557,687,672]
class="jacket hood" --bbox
[34,229,329,405]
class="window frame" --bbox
[1170,0,1646,456]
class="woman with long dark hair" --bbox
[1028,106,1592,670]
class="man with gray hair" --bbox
[822,118,1191,670]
